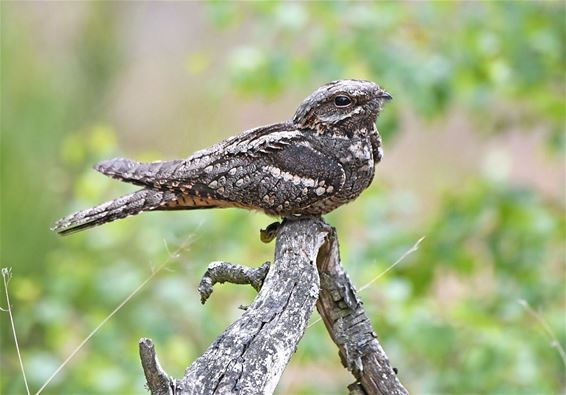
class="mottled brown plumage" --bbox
[52,80,392,235]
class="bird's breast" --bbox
[337,138,375,198]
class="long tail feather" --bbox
[94,158,184,187]
[52,189,177,235]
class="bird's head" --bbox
[293,79,392,134]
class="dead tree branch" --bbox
[139,338,174,395]
[139,217,408,394]
[198,261,270,304]
[316,225,408,395]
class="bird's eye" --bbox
[334,95,353,107]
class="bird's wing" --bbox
[163,126,346,213]
[94,122,300,187]
[94,123,345,213]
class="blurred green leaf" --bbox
[1,2,564,394]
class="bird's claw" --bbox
[260,221,281,243]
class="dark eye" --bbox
[334,95,352,107]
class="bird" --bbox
[52,79,392,235]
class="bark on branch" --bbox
[139,217,408,394]
[198,261,270,305]
[316,226,408,395]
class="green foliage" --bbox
[1,2,564,394]
[210,1,565,148]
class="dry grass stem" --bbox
[308,236,425,329]
[34,235,193,395]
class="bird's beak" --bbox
[378,90,393,101]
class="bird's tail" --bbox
[52,189,177,235]
[93,157,184,187]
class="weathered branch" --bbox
[139,338,174,395]
[316,225,408,395]
[139,217,408,394]
[198,261,270,304]
[140,217,328,394]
